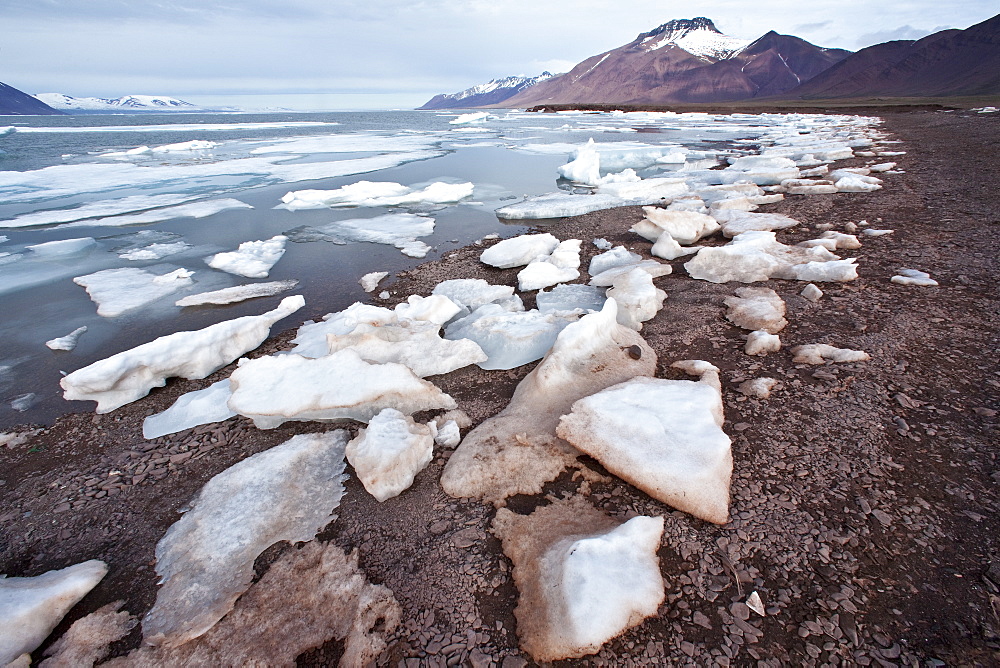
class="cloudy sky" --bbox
[2,0,996,109]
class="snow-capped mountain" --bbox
[34,93,200,112]
[637,17,750,60]
[419,72,556,109]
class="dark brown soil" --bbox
[1,109,998,667]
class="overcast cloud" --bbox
[1,0,996,108]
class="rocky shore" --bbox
[1,109,998,666]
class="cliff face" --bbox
[0,82,63,115]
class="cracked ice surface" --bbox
[142,431,349,647]
[61,296,304,413]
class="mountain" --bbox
[499,18,851,107]
[785,13,1000,99]
[419,72,556,109]
[34,93,201,112]
[0,81,63,115]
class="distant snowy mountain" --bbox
[636,17,750,60]
[419,72,556,109]
[34,93,201,112]
[1,81,63,115]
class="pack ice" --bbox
[0,560,108,666]
[142,431,349,647]
[60,295,304,413]
[74,267,194,317]
[492,496,664,662]
[206,235,287,278]
[557,362,732,524]
[346,408,434,502]
[441,300,656,504]
[280,181,473,210]
[226,349,456,429]
[684,231,858,283]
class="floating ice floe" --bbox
[745,330,781,356]
[444,303,579,370]
[227,349,456,429]
[517,239,581,291]
[360,271,388,292]
[891,268,938,286]
[0,193,198,229]
[289,213,435,258]
[279,181,473,210]
[61,296,303,413]
[724,287,787,333]
[104,140,217,158]
[119,241,192,261]
[801,283,823,302]
[606,268,667,331]
[684,231,858,284]
[480,233,560,269]
[495,177,689,220]
[632,207,720,245]
[142,431,349,647]
[557,361,732,524]
[536,283,606,314]
[791,344,870,365]
[74,266,194,317]
[491,497,664,662]
[142,379,236,439]
[713,210,800,237]
[27,237,97,256]
[206,234,287,278]
[45,326,88,351]
[175,279,299,307]
[65,199,254,229]
[450,111,491,125]
[0,560,108,666]
[556,140,643,186]
[441,300,656,504]
[346,408,434,502]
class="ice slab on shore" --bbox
[834,173,882,192]
[713,210,800,237]
[557,366,732,524]
[61,295,304,413]
[517,239,581,291]
[724,287,787,333]
[589,259,671,287]
[431,278,515,312]
[480,233,559,269]
[175,280,299,307]
[289,301,434,359]
[45,326,88,351]
[632,207,719,245]
[739,377,778,399]
[444,304,578,370]
[142,379,235,439]
[206,235,287,278]
[684,231,858,284]
[606,268,666,331]
[441,300,656,504]
[346,408,434,502]
[227,349,456,429]
[495,179,687,220]
[801,283,823,302]
[589,246,641,277]
[0,560,108,666]
[74,266,194,317]
[142,431,349,647]
[536,283,606,314]
[723,155,800,185]
[280,181,473,210]
[491,496,664,662]
[360,272,388,292]
[791,344,870,365]
[891,268,938,286]
[745,330,781,356]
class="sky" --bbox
[1,0,997,110]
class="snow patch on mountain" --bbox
[419,72,558,109]
[34,93,200,112]
[639,17,750,61]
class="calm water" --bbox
[0,108,829,426]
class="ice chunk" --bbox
[862,228,894,236]
[891,268,938,287]
[430,419,461,447]
[517,239,581,291]
[745,330,781,356]
[536,283,606,314]
[557,369,732,524]
[431,278,515,312]
[226,349,456,429]
[724,287,787,333]
[0,560,108,666]
[589,246,641,276]
[790,259,858,282]
[45,326,88,351]
[175,280,299,307]
[738,377,778,399]
[724,155,800,185]
[119,241,191,261]
[206,235,287,278]
[480,233,559,269]
[292,213,435,258]
[633,208,719,245]
[346,408,434,502]
[589,259,671,287]
[359,271,388,292]
[791,344,870,365]
[606,268,666,331]
[142,431,349,647]
[650,233,700,261]
[444,304,578,370]
[800,283,823,302]
[868,162,896,172]
[39,601,134,668]
[557,139,601,185]
[27,237,97,256]
[596,177,689,202]
[491,497,664,662]
[142,379,236,439]
[450,111,490,125]
[684,231,857,284]
[280,181,473,210]
[61,296,304,413]
[593,238,612,250]
[835,173,882,192]
[74,267,194,317]
[441,300,656,504]
[496,186,684,220]
[393,294,462,325]
[712,210,800,237]
[289,303,399,358]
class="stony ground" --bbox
[1,109,998,667]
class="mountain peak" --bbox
[636,17,750,60]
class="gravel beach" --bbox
[1,108,998,667]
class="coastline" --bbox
[1,108,998,665]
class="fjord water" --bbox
[0,109,802,427]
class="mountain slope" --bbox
[500,18,850,107]
[34,93,200,112]
[0,81,63,115]
[419,73,555,109]
[786,13,1000,98]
